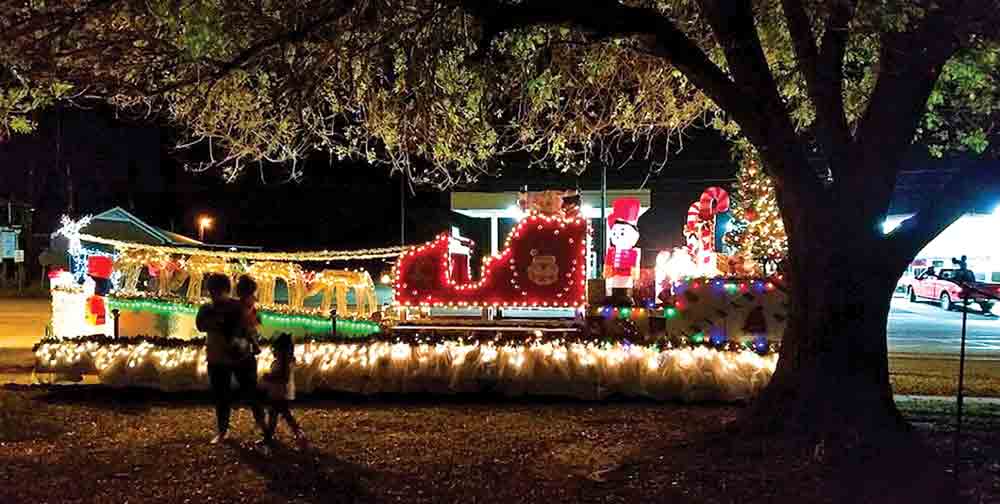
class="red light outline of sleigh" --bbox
[393,211,590,308]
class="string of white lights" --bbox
[75,233,407,261]
[35,339,778,401]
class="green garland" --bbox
[333,318,381,338]
[105,296,380,338]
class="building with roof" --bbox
[451,190,651,253]
[45,207,261,273]
[0,197,35,288]
[50,206,264,249]
[72,207,205,247]
[450,189,651,279]
[883,162,1000,282]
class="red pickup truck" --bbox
[905,268,1000,313]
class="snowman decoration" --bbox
[86,255,114,328]
[603,198,642,295]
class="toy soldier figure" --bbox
[604,198,642,297]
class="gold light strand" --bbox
[76,234,406,262]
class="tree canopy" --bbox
[2,1,709,185]
[4,1,994,187]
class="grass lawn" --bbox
[891,356,1000,397]
[1,385,998,504]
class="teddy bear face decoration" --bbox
[409,256,441,291]
[519,190,568,216]
[527,253,560,286]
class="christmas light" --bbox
[333,319,381,338]
[55,215,94,255]
[100,295,378,338]
[106,254,378,317]
[724,155,787,275]
[34,337,778,401]
[71,230,406,262]
[709,327,727,346]
[394,210,590,309]
[51,282,110,338]
[55,214,383,323]
[108,297,198,316]
[110,292,331,318]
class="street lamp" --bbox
[198,216,213,242]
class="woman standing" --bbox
[196,274,266,444]
[234,275,267,432]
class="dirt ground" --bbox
[1,386,998,504]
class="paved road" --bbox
[888,296,1000,356]
[0,298,49,349]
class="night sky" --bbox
[2,103,987,284]
[1,105,740,258]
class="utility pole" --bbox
[598,164,607,277]
[127,160,138,211]
[26,123,37,289]
[1,200,8,289]
[21,205,31,292]
[57,107,74,215]
[954,282,971,487]
[400,175,406,246]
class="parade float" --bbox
[648,186,788,351]
[45,214,384,342]
[36,188,785,401]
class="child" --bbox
[235,275,262,357]
[262,333,307,448]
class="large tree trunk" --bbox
[743,218,910,440]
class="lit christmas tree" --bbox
[724,154,787,274]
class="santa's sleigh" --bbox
[393,211,590,313]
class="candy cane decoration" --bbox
[698,187,730,254]
[685,201,701,234]
[683,187,730,268]
[684,201,704,262]
[699,187,730,221]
